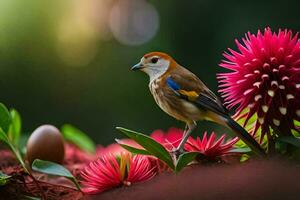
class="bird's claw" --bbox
[171,147,185,158]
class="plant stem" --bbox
[6,139,46,199]
[273,121,294,156]
[28,173,46,200]
[267,131,275,155]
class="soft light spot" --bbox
[123,181,131,186]
[286,94,295,100]
[109,0,159,46]
[248,103,255,108]
[254,94,262,101]
[55,3,101,68]
[270,57,277,64]
[271,81,278,87]
[296,84,300,89]
[262,105,268,113]
[279,65,286,70]
[237,79,246,84]
[243,63,251,67]
[279,85,285,90]
[243,89,253,95]
[253,82,261,88]
[286,55,293,60]
[262,74,269,80]
[258,117,264,124]
[268,90,275,97]
[254,70,260,74]
[296,110,300,117]
[244,73,254,78]
[279,107,287,115]
[273,119,280,126]
[282,76,289,81]
[278,48,284,54]
[263,63,270,69]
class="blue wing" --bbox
[166,77,181,91]
[166,76,228,117]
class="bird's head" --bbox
[131,52,177,81]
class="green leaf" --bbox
[32,159,80,190]
[0,106,28,174]
[61,124,95,153]
[292,120,300,137]
[240,154,250,162]
[0,171,11,186]
[8,109,22,146]
[229,147,251,153]
[115,139,152,155]
[18,133,30,156]
[277,136,300,148]
[0,128,28,173]
[236,108,258,131]
[234,139,247,148]
[0,128,9,143]
[116,127,175,169]
[175,152,200,173]
[0,103,12,133]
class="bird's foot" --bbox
[171,147,185,159]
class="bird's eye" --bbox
[151,57,159,64]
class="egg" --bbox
[26,124,65,165]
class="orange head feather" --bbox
[132,51,179,81]
[143,52,178,69]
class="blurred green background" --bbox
[0,0,299,144]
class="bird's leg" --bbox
[177,122,196,152]
[172,122,196,157]
[183,124,188,133]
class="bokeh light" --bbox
[0,0,299,144]
[55,0,160,67]
[55,0,113,67]
[109,0,160,46]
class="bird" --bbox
[131,52,266,156]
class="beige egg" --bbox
[26,124,65,165]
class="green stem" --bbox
[8,142,28,173]
[4,136,45,199]
[273,122,294,156]
[266,131,275,155]
[71,178,82,191]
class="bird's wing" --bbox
[166,70,228,118]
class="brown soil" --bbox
[87,159,300,200]
[0,149,83,200]
[2,148,300,200]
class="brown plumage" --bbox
[150,65,224,124]
[132,52,266,156]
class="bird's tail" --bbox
[225,117,266,156]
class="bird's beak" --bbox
[131,62,144,71]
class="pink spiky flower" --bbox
[185,132,239,159]
[97,139,141,156]
[218,28,300,140]
[81,153,156,194]
[151,128,187,151]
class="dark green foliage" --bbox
[32,159,81,190]
[61,124,96,153]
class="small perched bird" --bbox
[131,52,265,156]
